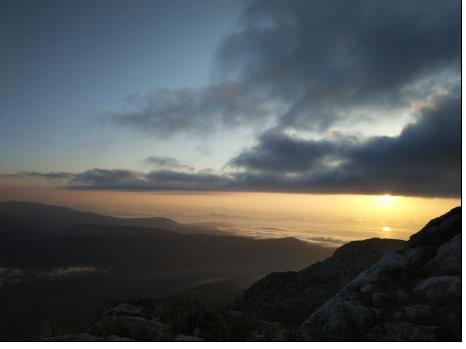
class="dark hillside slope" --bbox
[0,201,222,235]
[232,238,405,327]
[0,205,334,340]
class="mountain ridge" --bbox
[0,201,231,236]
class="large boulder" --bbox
[298,251,411,340]
[408,207,460,248]
[403,247,434,266]
[402,305,433,323]
[48,334,105,341]
[299,296,374,340]
[425,234,461,276]
[104,303,152,319]
[371,292,392,307]
[174,335,203,341]
[383,322,438,341]
[90,315,171,341]
[414,276,461,305]
[48,334,134,341]
[349,252,409,290]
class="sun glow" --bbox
[0,179,460,241]
[375,194,396,207]
[377,194,394,202]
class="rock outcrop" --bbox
[299,207,461,341]
[232,238,405,327]
[48,296,292,341]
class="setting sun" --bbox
[377,194,394,202]
[375,194,396,207]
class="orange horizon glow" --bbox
[0,179,460,243]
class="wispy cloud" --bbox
[304,236,347,245]
[0,267,25,287]
[109,81,278,136]
[41,266,104,279]
[144,156,194,172]
[0,266,105,287]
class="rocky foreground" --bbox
[49,207,461,341]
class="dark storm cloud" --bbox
[217,0,460,130]
[110,0,460,134]
[229,92,461,197]
[144,156,194,171]
[230,131,341,173]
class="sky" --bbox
[0,0,461,242]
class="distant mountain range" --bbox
[0,201,232,235]
[0,201,334,340]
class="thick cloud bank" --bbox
[6,92,460,197]
[229,93,460,197]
